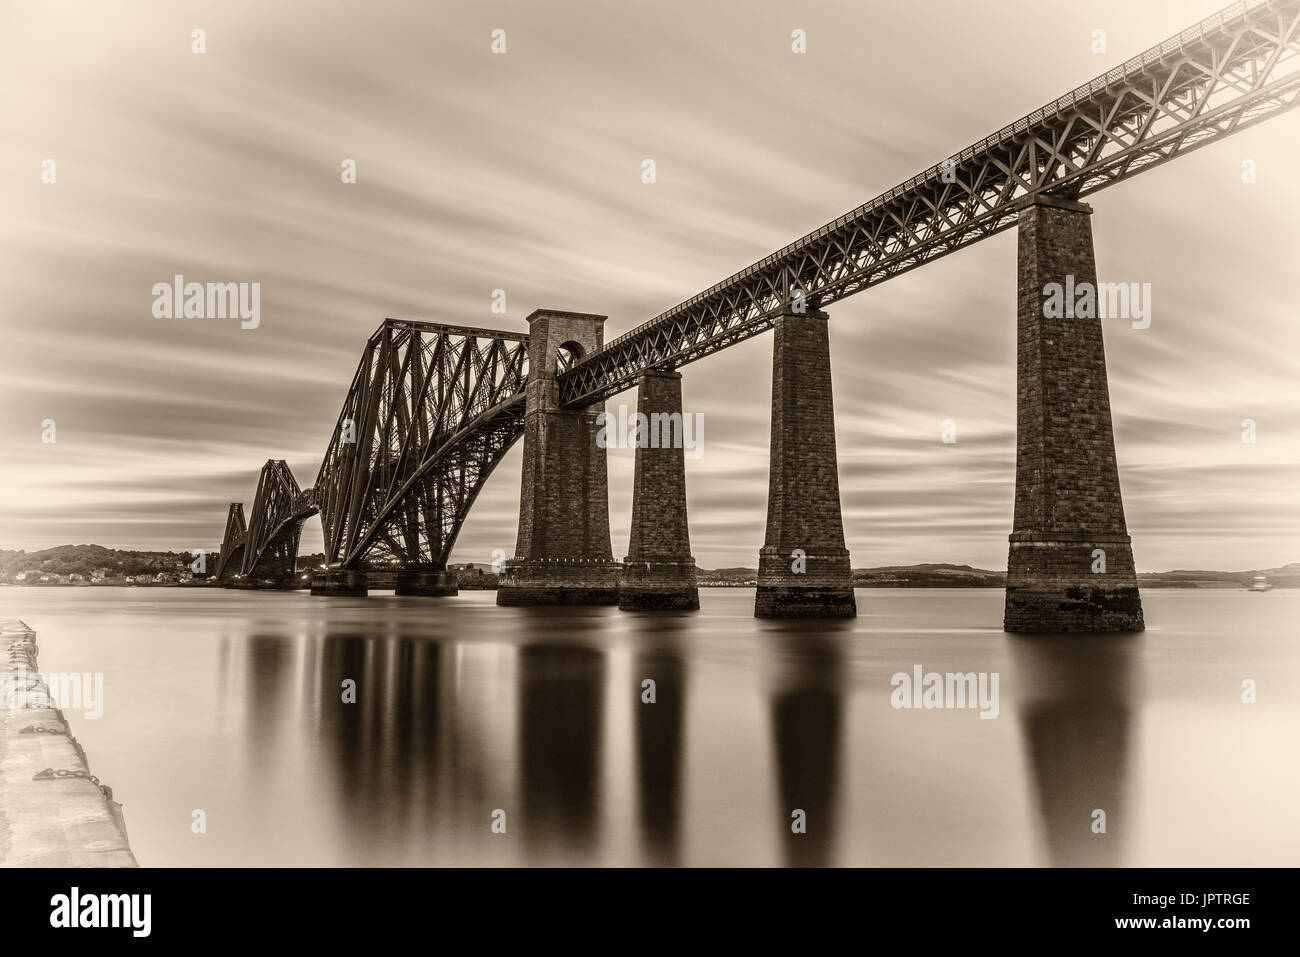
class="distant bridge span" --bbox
[214,460,316,583]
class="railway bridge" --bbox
[210,0,1300,630]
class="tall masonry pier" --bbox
[619,369,700,611]
[755,304,856,618]
[498,309,623,605]
[1004,195,1143,632]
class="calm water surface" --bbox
[3,586,1297,866]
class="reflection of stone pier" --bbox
[517,643,606,862]
[0,618,136,866]
[630,619,688,864]
[1012,632,1140,866]
[766,626,847,866]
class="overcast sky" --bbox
[2,0,1297,571]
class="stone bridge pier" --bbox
[1004,195,1143,632]
[497,309,623,605]
[311,568,367,597]
[755,305,856,618]
[619,369,699,611]
[396,567,457,597]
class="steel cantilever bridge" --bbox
[213,0,1300,627]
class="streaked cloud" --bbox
[1,0,1296,571]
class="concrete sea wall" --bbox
[0,618,136,867]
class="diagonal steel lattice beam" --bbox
[314,319,529,571]
[558,0,1300,407]
[241,460,318,580]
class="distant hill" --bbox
[694,563,1005,587]
[699,562,1300,588]
[1137,563,1300,589]
[0,544,200,579]
[0,544,327,581]
[852,563,1004,587]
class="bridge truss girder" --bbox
[314,319,530,572]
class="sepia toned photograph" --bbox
[1,0,1297,933]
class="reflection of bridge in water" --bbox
[212,1,1300,631]
[219,594,1142,866]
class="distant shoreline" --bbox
[4,546,1296,590]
